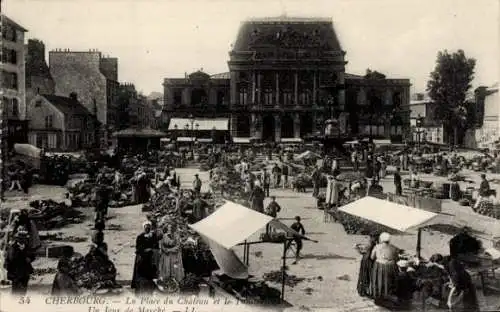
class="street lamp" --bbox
[415,114,425,149]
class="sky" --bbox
[4,0,500,95]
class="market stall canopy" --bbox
[112,128,167,138]
[14,144,41,159]
[197,138,213,143]
[160,138,171,142]
[280,138,303,143]
[177,137,196,142]
[373,139,391,145]
[168,118,229,131]
[233,137,251,144]
[339,197,441,233]
[189,201,311,249]
[189,201,312,279]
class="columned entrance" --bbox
[281,114,294,138]
[262,114,275,142]
[300,113,314,137]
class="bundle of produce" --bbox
[67,181,95,207]
[178,273,200,292]
[333,210,399,235]
[67,252,120,291]
[28,200,85,230]
[156,277,180,293]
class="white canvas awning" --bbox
[374,139,391,145]
[280,138,303,143]
[233,137,251,144]
[177,137,196,142]
[197,138,213,143]
[168,118,229,131]
[338,197,441,233]
[160,138,171,142]
[189,201,311,278]
[14,144,41,159]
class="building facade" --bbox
[48,49,119,145]
[474,84,499,149]
[27,93,96,151]
[1,15,28,148]
[409,93,444,144]
[163,17,411,142]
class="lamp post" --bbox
[415,114,425,149]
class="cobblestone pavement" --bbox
[2,167,500,311]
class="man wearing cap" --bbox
[4,230,34,295]
[193,174,202,195]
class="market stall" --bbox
[339,197,500,308]
[189,201,317,302]
[113,128,167,155]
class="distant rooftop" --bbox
[245,16,332,23]
[211,72,230,79]
[1,14,28,32]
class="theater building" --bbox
[163,17,411,143]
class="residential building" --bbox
[1,15,28,148]
[409,93,444,144]
[27,93,96,151]
[474,83,499,149]
[48,49,119,146]
[163,17,411,142]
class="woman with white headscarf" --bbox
[131,221,159,294]
[370,232,400,301]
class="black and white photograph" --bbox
[0,0,499,311]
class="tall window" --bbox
[282,91,293,106]
[239,88,248,106]
[2,25,17,42]
[263,89,273,106]
[2,48,17,64]
[2,71,18,90]
[11,98,19,117]
[45,115,53,128]
[299,91,311,105]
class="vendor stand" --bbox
[189,201,317,304]
[113,128,167,155]
[339,196,500,309]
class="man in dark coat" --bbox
[192,194,207,223]
[4,230,34,295]
[193,174,202,194]
[265,196,281,234]
[394,167,402,196]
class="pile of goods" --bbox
[214,274,281,304]
[332,210,398,235]
[67,180,135,208]
[26,200,84,230]
[474,200,500,220]
[209,166,248,205]
[39,155,71,186]
[67,252,121,292]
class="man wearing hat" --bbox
[4,230,34,294]
[193,174,202,195]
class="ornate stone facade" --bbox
[163,17,411,142]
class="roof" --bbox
[339,197,441,233]
[42,94,93,117]
[344,73,365,80]
[168,118,229,131]
[233,16,342,51]
[113,128,167,138]
[1,15,28,32]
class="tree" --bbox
[427,50,476,145]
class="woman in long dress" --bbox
[131,221,159,294]
[357,234,378,297]
[158,224,184,282]
[370,232,399,300]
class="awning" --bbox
[338,197,440,233]
[112,128,167,138]
[374,139,391,145]
[197,138,213,143]
[344,140,359,145]
[233,137,251,144]
[160,138,171,142]
[189,201,311,278]
[296,150,321,161]
[168,118,229,131]
[176,137,196,142]
[14,144,41,159]
[280,138,303,143]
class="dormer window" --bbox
[35,99,42,107]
